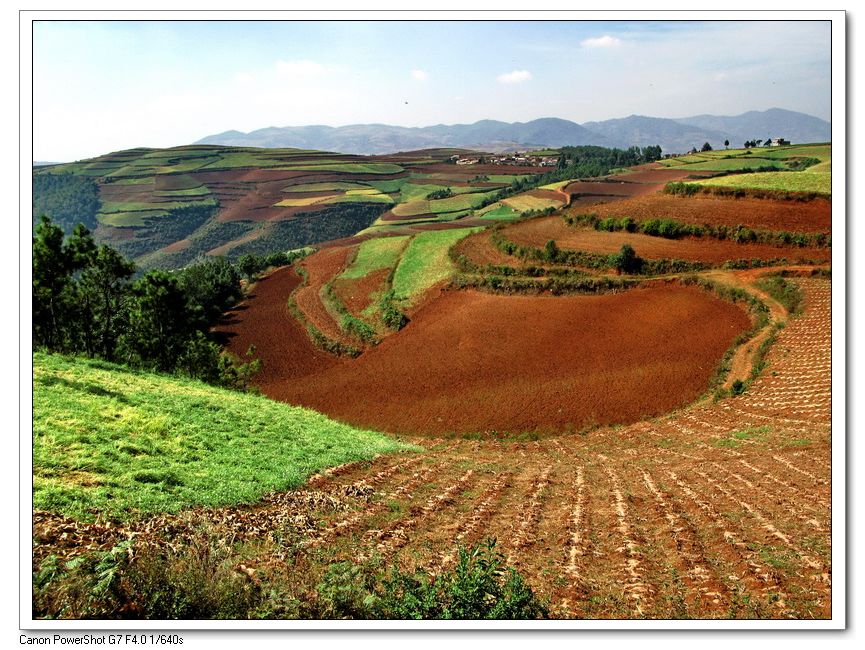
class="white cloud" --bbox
[275,59,325,79]
[411,69,428,81]
[497,70,532,84]
[581,35,622,49]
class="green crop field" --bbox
[391,227,481,303]
[671,158,790,172]
[340,235,409,280]
[326,193,394,205]
[283,181,372,193]
[100,198,217,213]
[283,162,405,175]
[153,186,211,198]
[477,203,521,220]
[98,210,169,227]
[391,190,499,218]
[33,353,415,520]
[693,171,831,195]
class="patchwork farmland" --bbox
[33,141,833,620]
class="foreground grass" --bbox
[33,353,416,520]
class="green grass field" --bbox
[693,171,831,195]
[340,236,410,280]
[98,210,170,227]
[391,228,481,303]
[476,204,521,220]
[153,186,212,198]
[391,190,499,218]
[33,353,416,520]
[672,158,789,172]
[283,181,372,193]
[283,162,404,175]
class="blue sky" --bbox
[33,20,831,161]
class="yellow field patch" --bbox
[274,195,338,207]
[501,194,564,212]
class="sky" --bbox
[32,20,832,161]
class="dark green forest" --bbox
[32,174,101,233]
[33,215,305,388]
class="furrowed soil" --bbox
[228,284,751,436]
[505,217,831,264]
[586,194,831,233]
[332,268,390,315]
[40,278,831,619]
[213,266,337,384]
[293,246,357,343]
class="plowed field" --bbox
[40,279,831,619]
[332,269,390,315]
[586,194,831,233]
[293,246,357,343]
[213,266,337,384]
[226,284,750,435]
[505,217,831,264]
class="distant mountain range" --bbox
[196,108,830,155]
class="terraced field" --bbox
[33,142,833,620]
[504,217,831,265]
[33,146,550,269]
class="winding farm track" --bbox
[38,277,832,619]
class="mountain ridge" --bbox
[196,108,830,155]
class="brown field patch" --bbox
[214,266,337,385]
[161,238,191,253]
[505,217,831,264]
[264,284,750,436]
[43,277,831,620]
[294,246,357,342]
[380,211,438,223]
[587,194,831,233]
[414,163,544,176]
[332,268,390,315]
[616,168,718,184]
[565,180,657,198]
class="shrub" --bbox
[317,538,548,619]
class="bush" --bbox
[316,539,548,619]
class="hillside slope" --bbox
[33,352,415,520]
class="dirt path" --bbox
[702,266,828,390]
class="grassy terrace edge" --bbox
[33,352,418,521]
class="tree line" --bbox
[33,215,304,388]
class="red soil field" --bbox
[294,246,357,342]
[380,211,439,223]
[161,238,191,253]
[564,180,657,198]
[414,163,544,176]
[505,217,831,264]
[411,219,489,231]
[614,168,718,184]
[213,266,337,384]
[332,268,390,315]
[94,225,136,240]
[38,278,831,619]
[526,188,566,201]
[586,193,831,233]
[260,284,750,436]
